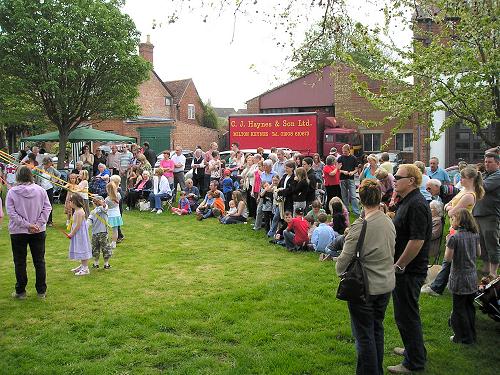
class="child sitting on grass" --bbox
[270,210,293,246]
[330,199,348,235]
[445,208,481,345]
[88,196,112,270]
[171,191,191,215]
[329,196,349,229]
[220,200,237,224]
[283,207,309,251]
[305,200,326,225]
[311,212,336,257]
[211,190,226,218]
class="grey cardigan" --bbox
[336,211,396,295]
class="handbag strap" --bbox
[355,220,367,257]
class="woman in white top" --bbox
[149,168,172,214]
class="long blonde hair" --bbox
[106,182,118,202]
[461,165,484,200]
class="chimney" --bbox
[139,35,154,65]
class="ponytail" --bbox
[475,172,485,200]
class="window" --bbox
[165,97,171,106]
[395,132,413,152]
[187,104,195,120]
[336,134,350,144]
[363,133,382,152]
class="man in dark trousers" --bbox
[302,156,317,207]
[143,142,157,168]
[388,164,432,374]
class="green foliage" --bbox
[0,204,499,374]
[290,18,389,78]
[0,0,150,166]
[201,100,219,129]
[335,0,499,146]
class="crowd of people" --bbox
[0,141,499,375]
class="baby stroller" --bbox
[89,176,107,197]
[475,277,500,323]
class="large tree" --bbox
[0,72,50,151]
[0,0,150,167]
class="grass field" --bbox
[0,204,499,374]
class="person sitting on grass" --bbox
[311,212,336,258]
[220,200,237,224]
[184,178,200,211]
[88,195,112,270]
[171,191,191,215]
[283,207,310,251]
[329,196,350,229]
[330,199,348,235]
[211,190,226,219]
[272,210,293,246]
[305,200,326,225]
[220,190,248,224]
[324,228,349,261]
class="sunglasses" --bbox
[394,175,412,181]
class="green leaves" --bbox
[0,0,149,131]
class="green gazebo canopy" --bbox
[21,127,135,142]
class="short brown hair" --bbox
[16,166,34,183]
[317,212,328,223]
[359,178,382,207]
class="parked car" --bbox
[375,151,404,174]
[154,150,193,173]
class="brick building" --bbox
[165,79,204,126]
[95,36,220,153]
[246,64,426,162]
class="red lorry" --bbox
[228,112,363,157]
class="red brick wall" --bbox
[172,121,221,151]
[136,71,174,119]
[177,80,203,125]
[246,97,260,114]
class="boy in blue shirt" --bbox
[311,212,336,258]
[222,169,234,209]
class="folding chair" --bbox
[161,193,174,211]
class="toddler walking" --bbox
[445,208,481,344]
[88,196,112,269]
[106,183,123,249]
[68,194,92,276]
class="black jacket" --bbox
[277,173,295,211]
[306,168,317,203]
[292,179,309,202]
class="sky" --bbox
[122,0,412,111]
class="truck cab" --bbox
[323,117,363,157]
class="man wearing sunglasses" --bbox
[388,164,432,374]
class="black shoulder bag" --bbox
[336,220,369,303]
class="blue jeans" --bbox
[393,273,427,371]
[430,261,451,294]
[340,179,360,215]
[149,192,171,210]
[267,206,281,237]
[348,293,391,375]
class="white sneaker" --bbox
[151,209,157,213]
[156,209,163,215]
[111,242,116,249]
[125,207,130,211]
[74,268,90,276]
[71,265,82,272]
[421,284,440,296]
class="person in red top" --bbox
[283,207,310,250]
[323,155,341,213]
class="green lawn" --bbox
[0,204,498,374]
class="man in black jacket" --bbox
[302,157,317,207]
[143,142,157,167]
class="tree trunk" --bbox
[0,123,7,150]
[57,128,69,169]
[495,120,500,147]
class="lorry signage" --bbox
[229,113,317,154]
